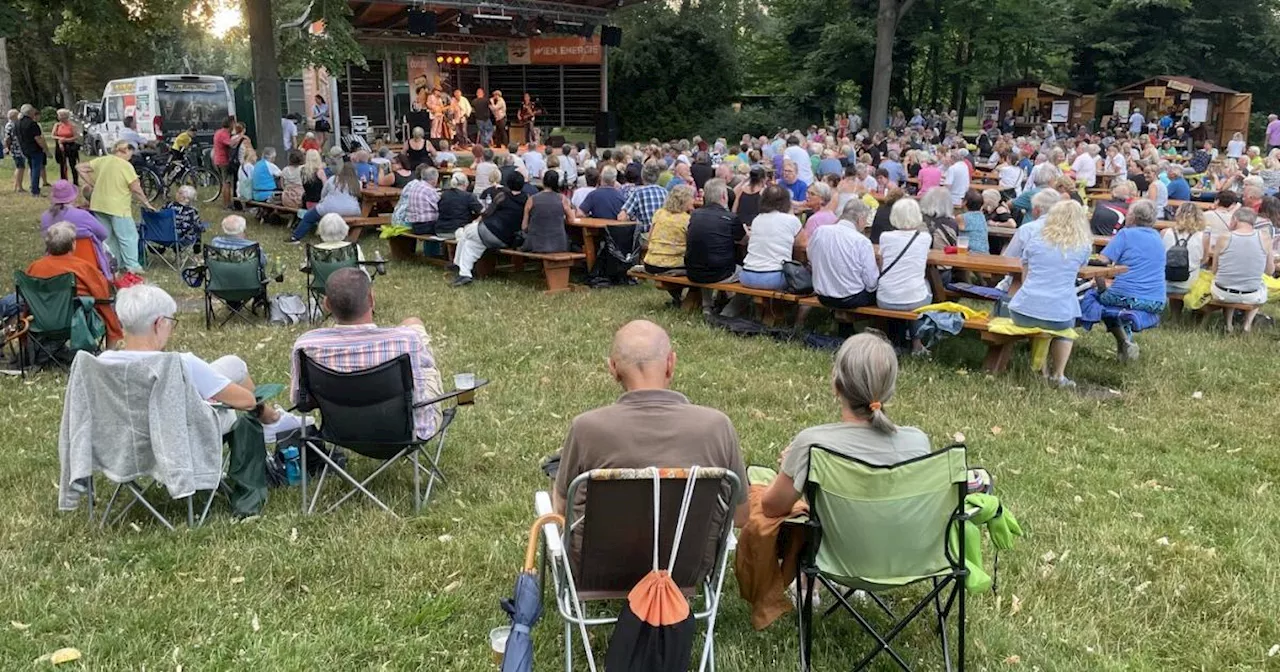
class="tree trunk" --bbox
[869,0,900,131]
[57,48,74,109]
[0,38,11,115]
[246,0,284,164]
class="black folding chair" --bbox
[295,351,484,516]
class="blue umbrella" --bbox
[500,513,563,672]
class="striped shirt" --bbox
[620,185,668,230]
[290,323,444,440]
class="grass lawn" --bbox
[1,162,1279,670]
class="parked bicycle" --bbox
[135,143,222,204]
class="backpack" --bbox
[1166,233,1191,282]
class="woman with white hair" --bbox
[434,171,482,238]
[1094,199,1168,361]
[250,147,282,201]
[1009,200,1093,388]
[210,214,263,264]
[801,181,837,236]
[916,154,942,192]
[759,332,932,518]
[100,284,305,505]
[52,108,81,185]
[877,198,933,354]
[919,186,959,249]
[163,184,206,244]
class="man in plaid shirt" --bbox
[290,268,444,440]
[617,161,667,231]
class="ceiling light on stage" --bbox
[462,56,470,64]
[436,55,444,63]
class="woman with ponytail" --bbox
[761,332,932,517]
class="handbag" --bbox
[782,260,814,295]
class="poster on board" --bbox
[407,54,440,112]
[981,100,1000,122]
[1188,98,1209,124]
[1112,100,1130,118]
[1050,100,1070,123]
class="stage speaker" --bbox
[408,10,437,36]
[600,25,622,47]
[548,135,567,148]
[595,111,619,148]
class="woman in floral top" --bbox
[164,185,206,245]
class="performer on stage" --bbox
[428,86,448,141]
[452,90,472,146]
[490,90,508,147]
[518,92,544,146]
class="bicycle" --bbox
[136,144,222,205]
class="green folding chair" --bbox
[792,445,969,672]
[303,244,360,323]
[197,244,271,329]
[14,271,106,377]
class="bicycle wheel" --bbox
[138,169,164,203]
[184,167,223,204]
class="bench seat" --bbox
[389,233,586,293]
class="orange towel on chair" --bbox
[734,483,809,630]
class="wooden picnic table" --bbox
[570,216,634,269]
[1166,199,1214,211]
[359,185,401,217]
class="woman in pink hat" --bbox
[40,179,113,280]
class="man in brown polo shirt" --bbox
[553,320,749,527]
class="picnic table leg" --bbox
[361,201,374,217]
[928,267,949,302]
[389,236,418,261]
[475,251,497,278]
[541,259,573,294]
[581,229,598,269]
[981,334,1016,373]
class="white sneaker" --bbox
[262,407,314,444]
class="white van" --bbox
[88,74,234,154]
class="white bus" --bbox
[87,74,233,155]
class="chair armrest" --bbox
[534,491,564,557]
[412,378,489,408]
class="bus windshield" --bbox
[156,78,231,134]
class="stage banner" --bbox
[509,37,602,65]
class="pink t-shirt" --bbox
[918,165,943,192]
[212,128,232,167]
[1267,119,1280,146]
[802,210,838,237]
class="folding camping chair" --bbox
[192,243,272,328]
[302,243,359,323]
[791,445,969,672]
[140,207,198,271]
[295,351,481,516]
[58,352,222,530]
[13,271,107,377]
[536,467,741,672]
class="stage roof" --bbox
[349,0,638,44]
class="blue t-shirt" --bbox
[353,161,378,185]
[781,178,808,203]
[579,186,626,220]
[880,160,906,185]
[1100,227,1168,304]
[1166,178,1191,201]
[1010,235,1091,322]
[251,161,278,201]
[817,158,843,177]
[960,211,989,254]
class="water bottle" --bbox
[280,445,301,486]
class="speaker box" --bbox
[600,26,622,47]
[595,111,619,148]
[548,135,566,149]
[408,10,437,36]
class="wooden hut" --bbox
[1105,76,1251,147]
[980,80,1096,134]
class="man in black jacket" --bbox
[684,178,745,315]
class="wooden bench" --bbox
[629,270,1026,372]
[343,216,391,242]
[1167,292,1258,325]
[388,232,585,293]
[237,199,297,226]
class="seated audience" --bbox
[164,184,206,245]
[741,185,804,291]
[315,213,366,268]
[291,267,444,438]
[210,214,267,270]
[1095,200,1168,361]
[684,179,744,313]
[290,163,362,242]
[3,222,123,345]
[779,160,808,206]
[760,332,931,518]
[959,189,989,253]
[251,147,282,202]
[451,171,530,287]
[236,147,257,202]
[41,179,112,280]
[1164,203,1207,295]
[521,169,573,254]
[877,198,933,354]
[301,149,326,208]
[435,171,482,238]
[578,166,626,219]
[1090,181,1132,236]
[809,201,877,336]
[642,185,696,304]
[617,162,669,231]
[472,148,499,195]
[1009,200,1093,388]
[378,154,414,188]
[552,319,748,526]
[1210,207,1274,332]
[280,149,306,209]
[800,182,837,237]
[401,165,441,235]
[919,187,959,250]
[1165,165,1192,201]
[572,167,598,210]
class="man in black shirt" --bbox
[690,151,714,190]
[1089,183,1130,236]
[472,88,492,147]
[16,105,47,196]
[684,178,745,315]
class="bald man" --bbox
[552,320,748,526]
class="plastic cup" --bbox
[455,373,477,405]
[489,626,510,666]
[956,234,970,253]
